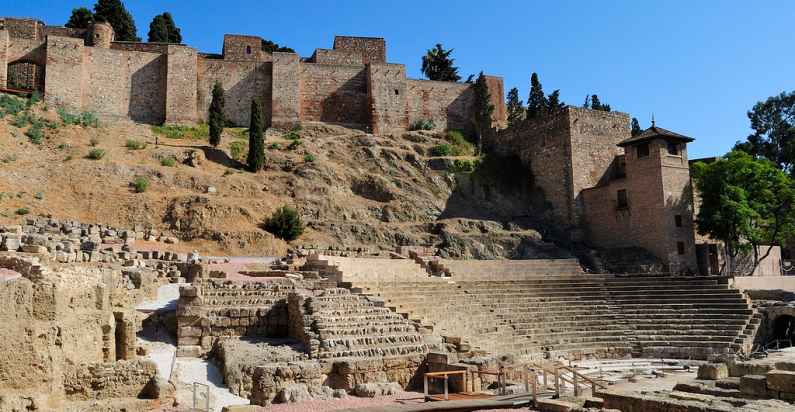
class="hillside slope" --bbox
[0,94,569,258]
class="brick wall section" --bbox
[368,63,408,134]
[333,36,386,64]
[582,138,697,272]
[271,52,301,127]
[44,35,84,112]
[0,18,44,40]
[312,48,363,65]
[110,42,170,54]
[406,79,474,133]
[83,46,166,123]
[165,45,198,124]
[0,30,8,88]
[197,58,272,126]
[300,64,369,126]
[44,26,87,40]
[223,34,270,61]
[484,75,507,128]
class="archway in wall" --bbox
[772,315,795,346]
[7,61,45,93]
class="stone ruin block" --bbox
[740,375,768,397]
[767,369,795,393]
[697,363,729,380]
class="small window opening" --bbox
[677,242,686,255]
[394,89,399,96]
[617,189,629,210]
[675,215,683,227]
[667,142,679,155]
[246,45,252,55]
[637,142,650,158]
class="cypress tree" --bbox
[208,82,225,147]
[66,7,94,29]
[546,90,565,116]
[247,100,265,172]
[147,15,168,43]
[590,95,602,110]
[526,73,547,119]
[161,12,182,43]
[472,72,495,154]
[93,0,139,42]
[631,118,643,136]
[506,87,524,127]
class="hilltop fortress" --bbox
[0,17,506,134]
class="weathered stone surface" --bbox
[698,363,729,380]
[767,369,795,393]
[740,375,768,397]
[353,382,402,397]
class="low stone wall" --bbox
[63,359,158,401]
[249,362,328,405]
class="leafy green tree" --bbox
[421,44,461,82]
[631,118,643,136]
[526,73,547,119]
[471,72,495,153]
[546,90,565,116]
[148,12,181,43]
[590,94,611,112]
[247,100,265,172]
[693,150,795,275]
[264,206,304,241]
[506,87,524,127]
[93,0,139,41]
[733,91,795,174]
[208,82,225,147]
[261,39,295,53]
[66,7,94,29]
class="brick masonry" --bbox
[1,17,506,133]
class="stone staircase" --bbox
[303,254,431,283]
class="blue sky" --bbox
[5,1,794,158]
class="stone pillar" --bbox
[165,45,198,124]
[484,75,507,129]
[368,63,408,135]
[0,30,8,88]
[271,52,301,128]
[44,36,84,112]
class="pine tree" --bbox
[93,0,139,42]
[421,44,461,82]
[546,90,565,116]
[208,82,225,147]
[526,73,547,119]
[590,94,612,112]
[506,87,524,127]
[148,12,182,43]
[66,7,94,29]
[472,72,495,154]
[583,95,591,108]
[247,100,265,172]
[261,39,295,53]
[631,118,643,136]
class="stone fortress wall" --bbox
[0,17,507,134]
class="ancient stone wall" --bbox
[63,359,157,401]
[223,34,271,61]
[368,63,408,134]
[332,36,386,64]
[271,52,301,127]
[0,18,44,40]
[165,45,198,123]
[406,79,474,133]
[110,42,170,54]
[300,63,369,126]
[197,58,272,126]
[311,48,363,65]
[44,26,87,39]
[43,36,83,111]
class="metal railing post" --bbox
[444,375,449,400]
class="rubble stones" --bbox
[698,363,729,380]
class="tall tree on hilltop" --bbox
[261,39,295,53]
[526,73,547,119]
[506,87,524,127]
[93,0,139,41]
[631,118,643,136]
[148,12,182,43]
[247,100,265,172]
[66,7,94,29]
[208,82,225,147]
[472,72,495,154]
[590,94,611,112]
[546,90,565,116]
[733,91,795,175]
[421,44,461,82]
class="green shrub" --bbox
[15,207,29,216]
[229,141,247,162]
[132,176,149,193]
[26,124,44,145]
[431,144,452,156]
[263,206,304,241]
[58,108,99,127]
[304,154,316,163]
[287,139,302,150]
[28,91,41,107]
[34,192,43,200]
[445,129,475,156]
[449,158,480,173]
[0,94,26,118]
[151,123,209,140]
[11,113,30,128]
[284,130,300,140]
[268,142,281,150]
[87,148,106,160]
[410,119,435,131]
[125,139,147,150]
[160,156,177,167]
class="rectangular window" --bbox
[677,241,686,255]
[617,189,628,209]
[637,143,650,158]
[667,142,679,155]
[675,215,683,227]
